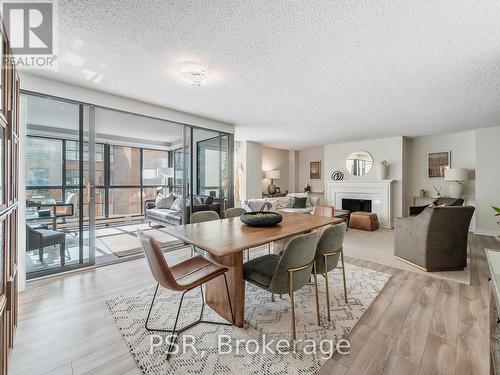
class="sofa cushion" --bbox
[293,197,307,208]
[287,192,314,207]
[170,197,183,211]
[156,192,175,209]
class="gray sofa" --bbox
[394,205,475,271]
[144,194,220,226]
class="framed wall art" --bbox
[427,151,450,179]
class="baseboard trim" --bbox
[394,256,428,271]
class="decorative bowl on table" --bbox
[240,211,283,227]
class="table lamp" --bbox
[265,170,280,194]
[445,168,468,198]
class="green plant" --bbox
[493,206,500,216]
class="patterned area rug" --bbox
[106,264,391,374]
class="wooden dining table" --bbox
[162,212,343,327]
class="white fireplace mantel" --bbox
[326,180,394,228]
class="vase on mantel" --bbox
[376,160,389,180]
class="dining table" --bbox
[162,211,343,327]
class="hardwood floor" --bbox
[10,233,497,375]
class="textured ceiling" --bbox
[29,0,500,149]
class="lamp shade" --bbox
[265,170,280,179]
[445,168,468,181]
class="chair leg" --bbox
[146,276,235,360]
[289,272,296,341]
[271,293,275,302]
[191,245,194,257]
[60,243,66,266]
[340,249,348,304]
[312,262,320,326]
[39,247,44,262]
[268,243,271,254]
[324,255,331,321]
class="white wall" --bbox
[298,147,324,193]
[20,73,234,134]
[405,131,476,217]
[324,136,404,218]
[261,146,290,193]
[475,126,500,235]
[235,141,262,202]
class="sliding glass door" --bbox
[24,94,93,278]
[190,128,234,217]
[23,92,234,278]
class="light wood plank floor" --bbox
[10,233,497,375]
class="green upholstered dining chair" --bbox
[190,210,220,223]
[313,222,348,321]
[243,231,320,340]
[190,210,220,256]
[223,207,247,219]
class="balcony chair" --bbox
[137,230,234,359]
[26,224,66,266]
[243,231,320,340]
[312,222,348,321]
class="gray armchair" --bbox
[394,206,475,271]
[26,224,66,266]
[243,231,320,340]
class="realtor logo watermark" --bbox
[1,0,57,69]
[150,334,351,360]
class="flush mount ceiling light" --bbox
[179,62,209,86]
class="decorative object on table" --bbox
[264,170,280,195]
[419,189,426,197]
[309,161,321,180]
[346,150,374,176]
[240,211,283,227]
[432,186,442,197]
[375,160,389,180]
[445,168,468,198]
[331,170,344,181]
[427,151,450,178]
[304,183,311,192]
[274,187,281,194]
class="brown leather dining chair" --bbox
[312,205,334,218]
[137,230,234,359]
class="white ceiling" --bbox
[28,0,500,149]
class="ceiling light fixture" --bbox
[179,62,209,86]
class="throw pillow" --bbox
[156,192,175,209]
[192,196,203,206]
[293,197,307,208]
[155,193,164,208]
[170,197,184,211]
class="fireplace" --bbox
[342,198,372,213]
[326,180,393,228]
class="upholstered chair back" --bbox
[314,223,347,273]
[268,232,319,294]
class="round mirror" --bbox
[346,150,374,176]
